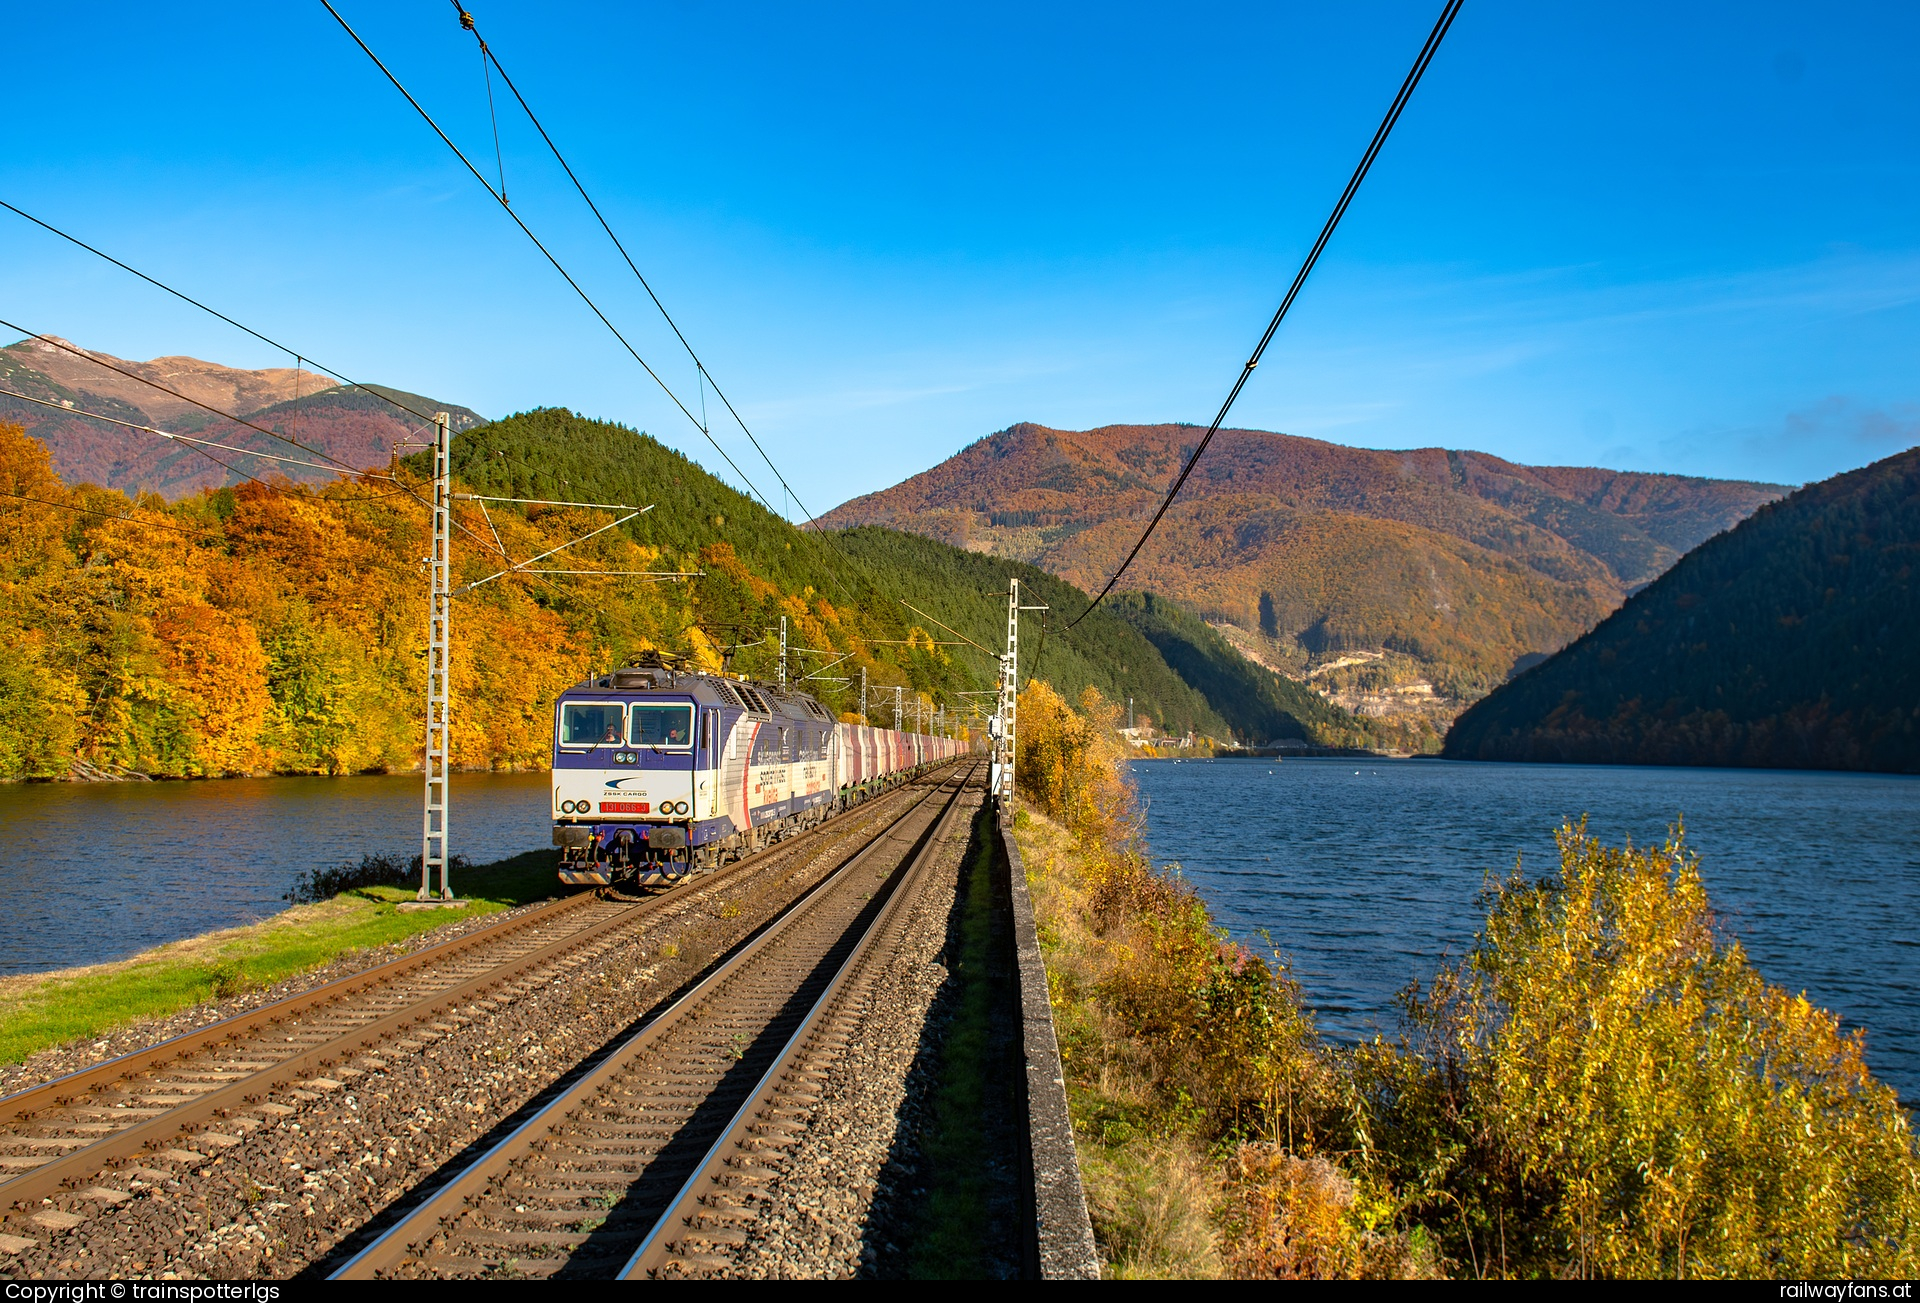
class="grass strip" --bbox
[0,850,562,1067]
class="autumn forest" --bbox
[0,408,1289,781]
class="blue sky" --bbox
[4,1,1918,515]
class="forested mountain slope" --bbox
[431,408,1232,740]
[1107,593,1419,749]
[1443,445,1920,772]
[0,335,483,499]
[819,421,1786,702]
[1,407,1323,779]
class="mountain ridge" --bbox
[1441,444,1920,773]
[820,420,1787,705]
[0,336,483,499]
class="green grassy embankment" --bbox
[0,851,562,1067]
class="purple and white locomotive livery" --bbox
[550,658,966,885]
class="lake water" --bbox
[0,773,553,977]
[1134,758,1920,1101]
[4,760,1914,1099]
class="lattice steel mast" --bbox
[417,418,651,901]
[420,413,453,900]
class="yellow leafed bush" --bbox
[1015,682,1920,1280]
[1377,823,1920,1278]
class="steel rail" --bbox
[0,773,946,1212]
[0,900,645,1210]
[329,763,973,1279]
[0,891,593,1127]
[621,761,978,1277]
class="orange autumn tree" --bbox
[0,423,82,776]
[0,421,666,778]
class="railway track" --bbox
[332,761,981,1279]
[0,771,953,1231]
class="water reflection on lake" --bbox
[0,772,552,976]
[1134,757,1920,1100]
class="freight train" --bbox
[550,657,967,885]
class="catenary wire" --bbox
[1,328,613,608]
[0,199,441,427]
[333,3,1029,700]
[439,2,884,615]
[0,488,222,539]
[326,1,945,669]
[0,321,526,555]
[6,132,678,609]
[1067,0,1463,630]
[0,334,348,500]
[424,2,879,621]
[1022,612,1047,693]
[319,0,779,518]
[451,4,828,538]
[896,599,997,658]
[0,387,419,506]
[0,386,381,476]
[0,321,385,479]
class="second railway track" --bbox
[333,761,982,1280]
[0,768,962,1274]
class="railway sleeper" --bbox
[422,1254,564,1277]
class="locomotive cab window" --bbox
[630,704,694,748]
[561,702,624,747]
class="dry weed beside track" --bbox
[1011,680,1920,1280]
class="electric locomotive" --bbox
[550,654,964,885]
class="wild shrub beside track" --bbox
[284,852,474,903]
[1011,682,1920,1279]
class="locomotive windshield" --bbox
[630,704,693,748]
[561,702,624,746]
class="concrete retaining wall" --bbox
[997,801,1101,1280]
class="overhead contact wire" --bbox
[0,199,441,427]
[460,11,813,524]
[320,0,777,518]
[330,3,986,685]
[0,489,222,539]
[447,3,883,613]
[0,321,508,554]
[1068,0,1463,629]
[0,387,370,475]
[0,322,379,479]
